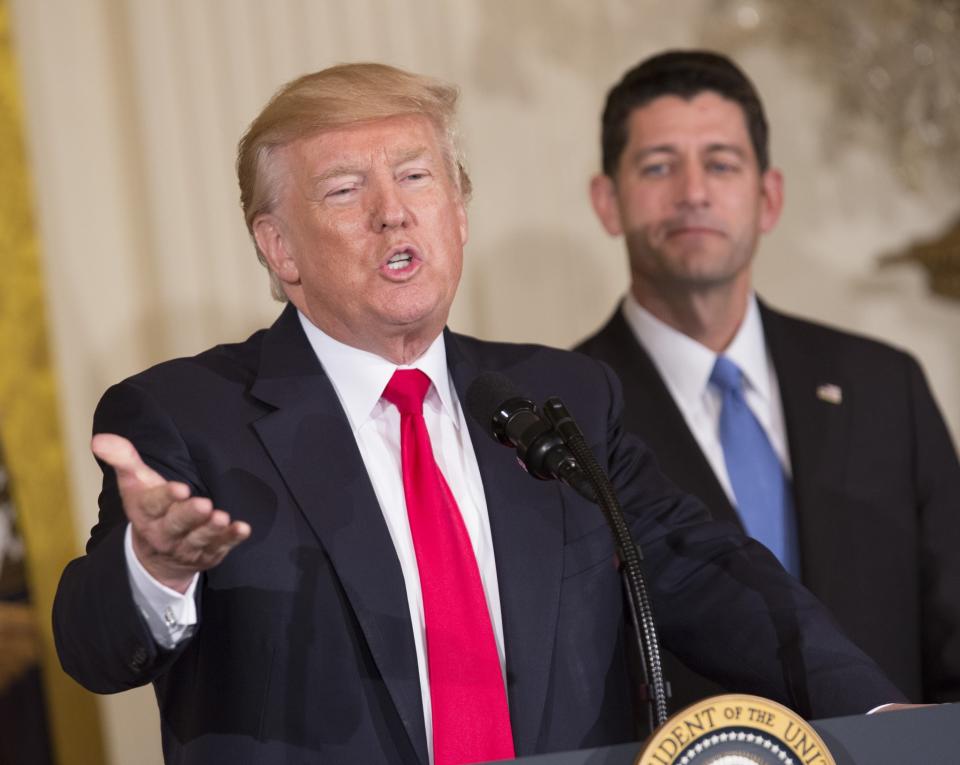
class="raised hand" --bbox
[92,433,251,593]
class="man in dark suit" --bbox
[55,63,905,764]
[577,50,960,709]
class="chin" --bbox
[378,306,442,336]
[382,291,452,329]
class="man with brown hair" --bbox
[577,50,960,711]
[55,63,903,764]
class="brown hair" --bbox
[601,50,769,178]
[237,63,472,300]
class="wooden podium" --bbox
[479,703,959,765]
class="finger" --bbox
[175,516,251,569]
[157,496,215,538]
[232,520,252,540]
[201,520,252,565]
[92,433,165,489]
[130,497,212,560]
[183,511,248,551]
[132,481,196,520]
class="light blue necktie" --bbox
[710,355,800,576]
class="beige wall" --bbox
[11,1,960,763]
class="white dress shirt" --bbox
[621,293,792,505]
[124,312,505,764]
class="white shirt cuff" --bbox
[124,524,199,649]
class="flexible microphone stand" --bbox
[542,398,669,731]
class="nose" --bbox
[371,180,408,232]
[676,163,708,210]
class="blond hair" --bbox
[237,63,472,301]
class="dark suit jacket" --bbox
[576,301,960,709]
[54,304,904,764]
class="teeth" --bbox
[386,251,413,270]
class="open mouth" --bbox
[386,249,415,270]
[382,246,420,274]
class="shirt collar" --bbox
[724,297,772,402]
[296,311,457,432]
[621,292,772,405]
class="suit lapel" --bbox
[586,310,739,526]
[759,302,852,573]
[588,304,855,578]
[446,332,565,757]
[249,306,428,765]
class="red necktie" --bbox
[382,369,515,765]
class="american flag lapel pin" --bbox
[816,383,843,405]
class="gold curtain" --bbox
[0,1,106,762]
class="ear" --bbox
[589,173,624,236]
[253,214,300,285]
[759,168,784,234]
[455,197,469,247]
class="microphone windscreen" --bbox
[464,371,523,440]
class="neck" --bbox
[288,293,444,366]
[378,333,437,366]
[631,280,750,353]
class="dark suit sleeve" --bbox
[592,361,907,718]
[908,357,960,702]
[53,380,202,693]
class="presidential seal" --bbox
[635,694,836,765]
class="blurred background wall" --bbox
[6,1,960,763]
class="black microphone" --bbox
[465,372,596,503]
[468,373,669,728]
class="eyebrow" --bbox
[308,146,432,186]
[309,164,363,186]
[633,143,748,161]
[391,145,430,166]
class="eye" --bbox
[325,184,359,200]
[400,169,431,183]
[640,162,670,178]
[706,159,741,174]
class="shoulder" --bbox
[96,328,269,421]
[446,330,622,418]
[131,328,264,389]
[450,330,614,381]
[572,307,626,358]
[761,302,920,374]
